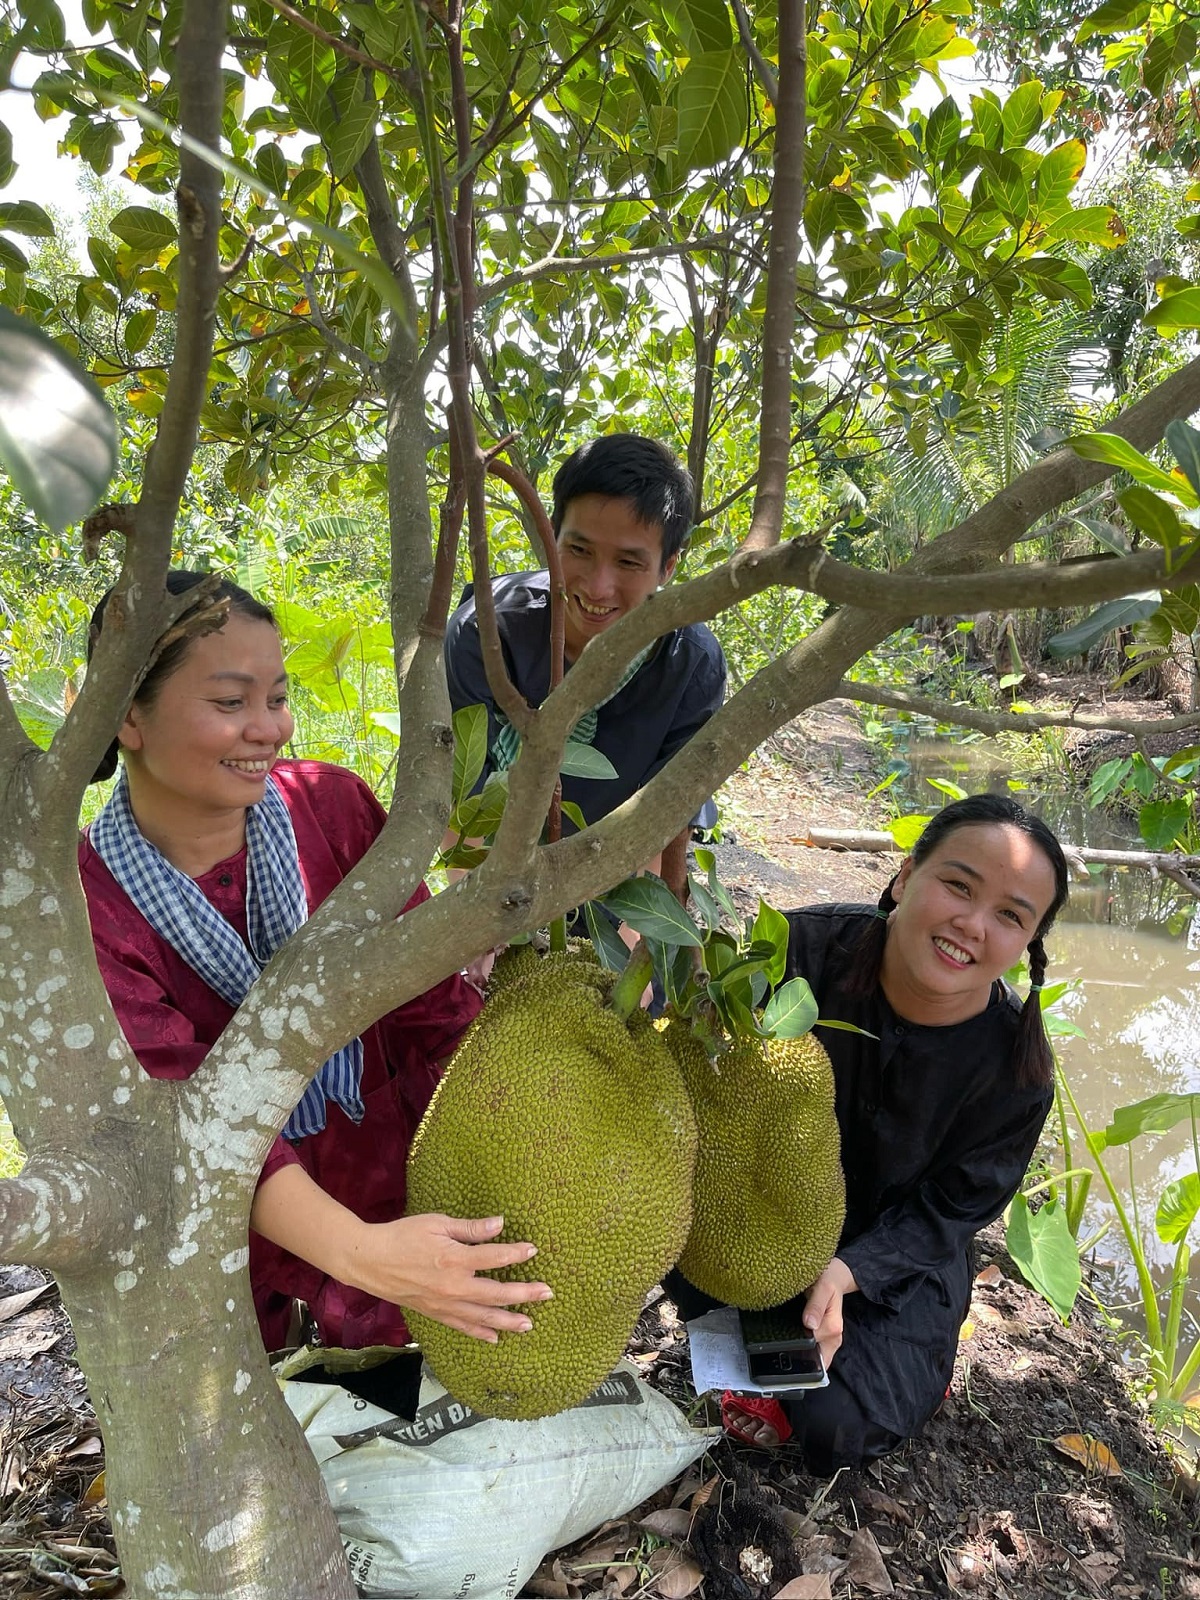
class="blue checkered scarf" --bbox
[90,768,364,1140]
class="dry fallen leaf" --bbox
[649,1553,704,1599]
[0,1283,53,1324]
[958,1320,975,1341]
[846,1527,894,1594]
[974,1263,1003,1287]
[640,1508,693,1541]
[970,1302,1004,1324]
[1052,1433,1122,1478]
[1011,1356,1033,1373]
[63,1434,103,1461]
[0,1449,24,1498]
[0,1324,61,1361]
[81,1470,106,1507]
[857,1487,913,1528]
[775,1579,833,1600]
[689,1476,719,1509]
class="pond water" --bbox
[896,737,1200,1363]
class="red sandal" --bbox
[720,1390,793,1447]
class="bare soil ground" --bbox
[2,695,1199,1598]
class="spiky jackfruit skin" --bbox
[665,1022,845,1309]
[405,958,697,1420]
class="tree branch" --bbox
[730,0,779,102]
[479,232,745,303]
[0,1160,114,1271]
[743,0,806,553]
[840,680,1200,739]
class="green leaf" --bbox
[1146,287,1200,333]
[124,306,156,355]
[1069,430,1195,501]
[1045,594,1162,659]
[600,875,703,947]
[0,307,117,531]
[886,813,930,850]
[0,200,54,237]
[1001,79,1044,148]
[560,799,588,833]
[1138,797,1191,852]
[1157,1173,1200,1245]
[368,710,402,740]
[762,977,818,1038]
[326,102,377,178]
[1006,1194,1080,1323]
[676,0,733,52]
[976,148,1028,220]
[804,188,868,248]
[109,204,176,257]
[451,702,488,804]
[255,143,290,195]
[751,899,790,987]
[583,901,630,972]
[924,95,961,163]
[1073,515,1129,555]
[1099,1092,1200,1149]
[926,777,967,801]
[1040,205,1126,248]
[1020,255,1093,309]
[450,772,508,840]
[1075,0,1150,44]
[1167,420,1200,498]
[1118,486,1182,547]
[559,742,619,780]
[1034,140,1087,213]
[1086,755,1133,807]
[687,873,725,931]
[675,50,744,170]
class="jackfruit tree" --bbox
[1,0,1200,1595]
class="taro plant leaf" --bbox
[1099,1092,1200,1150]
[452,702,489,805]
[600,875,704,947]
[762,977,819,1038]
[1006,1193,1080,1322]
[1156,1173,1200,1245]
[1045,595,1162,659]
[0,307,118,532]
[1087,755,1133,806]
[751,899,791,987]
[584,900,632,972]
[1138,796,1191,852]
[368,710,402,740]
[886,813,930,850]
[559,741,618,780]
[927,777,968,801]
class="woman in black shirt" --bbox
[671,794,1070,1473]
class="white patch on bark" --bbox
[48,948,63,962]
[114,1271,137,1294]
[142,1563,181,1590]
[225,1299,235,1312]
[63,1024,95,1050]
[134,1215,147,1230]
[168,1242,199,1265]
[0,870,33,906]
[116,1502,140,1529]
[258,1005,285,1040]
[108,1040,124,1060]
[0,924,10,939]
[35,976,67,1003]
[88,1104,100,1117]
[115,1249,135,1266]
[39,895,58,915]
[221,1247,249,1275]
[201,1510,255,1552]
[29,1018,51,1043]
[14,847,32,870]
[113,1086,130,1105]
[234,1369,251,1395]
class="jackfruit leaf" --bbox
[886,813,930,850]
[1051,1433,1121,1477]
[1069,430,1199,506]
[600,875,703,946]
[1147,288,1200,334]
[817,1017,879,1039]
[1156,1173,1200,1244]
[692,847,738,918]
[440,844,489,871]
[1118,485,1182,548]
[584,900,634,972]
[561,800,588,832]
[449,773,508,840]
[762,977,818,1038]
[559,741,618,780]
[751,899,790,986]
[710,975,762,1040]
[1045,594,1162,659]
[688,873,725,931]
[647,935,698,1009]
[1167,419,1200,498]
[0,306,118,531]
[1098,1091,1200,1150]
[1137,796,1191,852]
[452,702,488,804]
[1073,514,1129,555]
[1005,1193,1080,1322]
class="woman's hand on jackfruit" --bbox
[345,1212,553,1342]
[802,1256,858,1371]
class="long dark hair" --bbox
[849,795,1070,1088]
[88,571,277,785]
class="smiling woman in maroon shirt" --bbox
[80,572,551,1354]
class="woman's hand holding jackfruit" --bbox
[343,1212,554,1342]
[802,1256,858,1371]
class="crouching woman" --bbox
[80,571,550,1354]
[671,795,1069,1473]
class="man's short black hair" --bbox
[551,433,694,567]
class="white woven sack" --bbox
[283,1361,715,1600]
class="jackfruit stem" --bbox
[549,915,568,954]
[609,945,655,1021]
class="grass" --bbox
[0,1111,24,1178]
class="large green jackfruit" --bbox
[405,956,697,1420]
[664,1021,845,1308]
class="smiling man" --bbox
[444,434,726,841]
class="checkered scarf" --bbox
[489,640,656,774]
[90,769,364,1140]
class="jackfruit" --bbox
[405,955,697,1420]
[664,1021,845,1309]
